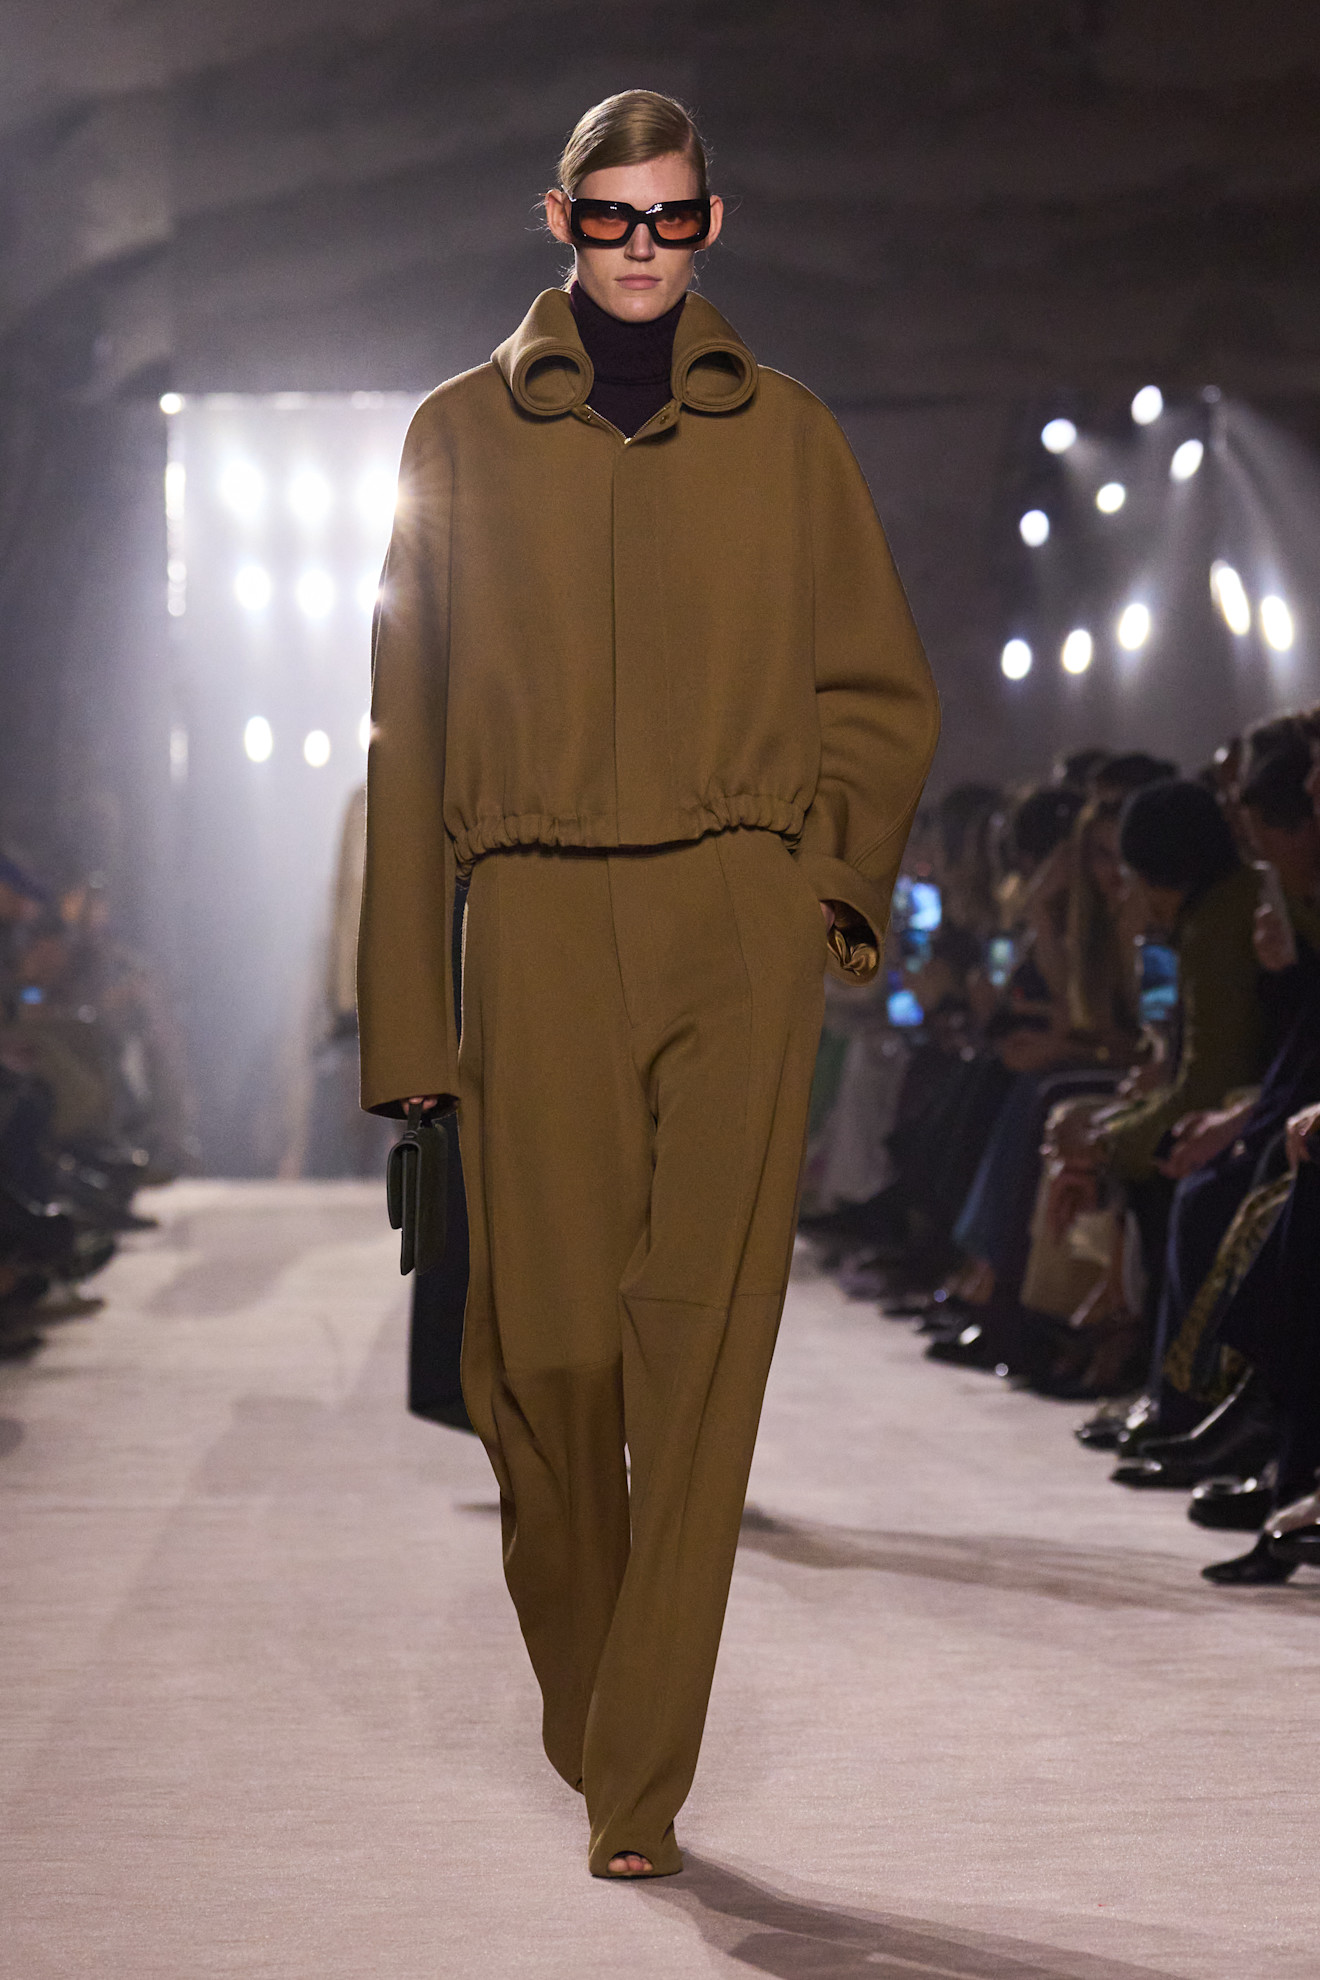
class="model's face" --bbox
[544,153,723,323]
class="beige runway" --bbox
[2,1181,1315,1979]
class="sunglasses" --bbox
[567,196,712,248]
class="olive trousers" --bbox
[457,828,825,1875]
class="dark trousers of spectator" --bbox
[1224,1159,1320,1506]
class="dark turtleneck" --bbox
[569,280,684,438]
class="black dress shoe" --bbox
[1112,1385,1278,1491]
[1201,1535,1296,1585]
[1138,1371,1266,1464]
[1268,1523,1320,1566]
[1188,1476,1274,1531]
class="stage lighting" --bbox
[303,729,332,767]
[1096,482,1126,514]
[1061,628,1093,674]
[1117,602,1151,650]
[1210,561,1251,636]
[159,392,183,416]
[358,712,373,753]
[164,461,186,522]
[288,469,333,527]
[1260,595,1295,651]
[356,571,381,614]
[295,568,336,619]
[1041,418,1077,454]
[1131,385,1163,425]
[357,468,398,531]
[1001,639,1032,680]
[1019,510,1050,547]
[234,562,273,611]
[169,726,189,784]
[244,717,274,763]
[219,461,266,521]
[1170,438,1203,481]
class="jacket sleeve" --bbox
[1104,878,1265,1181]
[794,407,941,983]
[356,402,459,1116]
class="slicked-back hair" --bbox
[558,90,709,196]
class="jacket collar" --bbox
[493,287,757,419]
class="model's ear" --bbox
[544,188,573,245]
[704,194,725,250]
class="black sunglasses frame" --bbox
[566,196,713,249]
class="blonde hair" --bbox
[558,90,709,196]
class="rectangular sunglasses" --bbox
[568,196,712,248]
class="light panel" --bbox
[1210,560,1251,636]
[1260,595,1295,651]
[1001,638,1032,680]
[1170,438,1203,481]
[1061,628,1094,674]
[1117,602,1151,651]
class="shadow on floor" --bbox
[737,1505,1320,1614]
[642,1851,1187,1979]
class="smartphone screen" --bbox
[1138,941,1179,1025]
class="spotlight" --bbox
[288,469,333,527]
[1210,561,1251,636]
[357,469,398,531]
[164,461,186,522]
[1117,602,1151,651]
[1095,482,1126,514]
[1041,418,1077,454]
[1019,510,1050,547]
[358,712,373,753]
[356,571,382,614]
[159,392,183,416]
[1260,595,1295,652]
[303,729,332,768]
[1170,438,1203,481]
[1131,385,1163,425]
[1061,628,1094,674]
[1001,638,1032,680]
[243,717,274,763]
[219,461,266,521]
[295,568,336,619]
[234,562,273,611]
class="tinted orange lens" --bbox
[577,210,631,241]
[654,210,703,241]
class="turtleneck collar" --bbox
[492,288,758,425]
[568,281,685,436]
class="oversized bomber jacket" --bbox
[357,287,940,1114]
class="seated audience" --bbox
[802,709,1320,1588]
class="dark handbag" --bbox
[386,1102,449,1276]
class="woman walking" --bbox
[358,90,939,1878]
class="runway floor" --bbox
[2,1179,1317,1978]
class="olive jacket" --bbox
[358,287,940,1113]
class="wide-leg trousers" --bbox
[457,828,826,1874]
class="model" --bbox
[357,89,939,1879]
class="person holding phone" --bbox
[356,91,939,1878]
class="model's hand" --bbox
[407,1095,442,1113]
